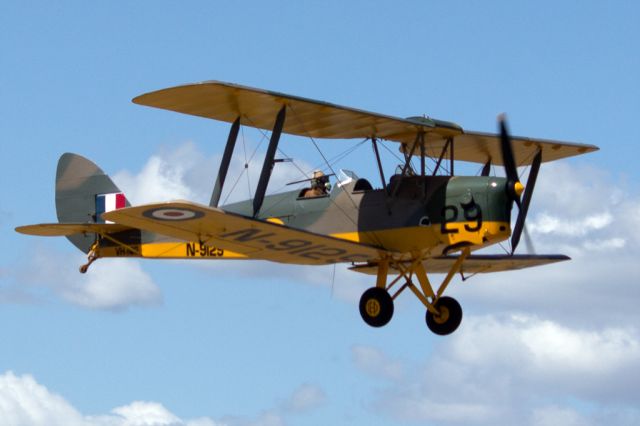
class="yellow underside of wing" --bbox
[350,254,570,275]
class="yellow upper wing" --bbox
[133,81,598,165]
[103,201,384,265]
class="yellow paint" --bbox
[331,221,510,254]
[99,242,248,259]
[331,227,440,251]
[365,299,381,318]
[433,305,450,324]
[514,181,525,197]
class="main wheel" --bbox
[359,287,394,328]
[426,296,462,335]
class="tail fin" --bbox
[55,153,129,253]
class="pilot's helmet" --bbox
[311,170,327,187]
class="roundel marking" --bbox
[142,207,205,221]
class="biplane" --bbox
[16,81,598,335]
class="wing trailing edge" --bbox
[349,254,571,275]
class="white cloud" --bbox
[530,406,589,426]
[0,371,84,426]
[60,258,162,311]
[113,142,209,205]
[446,315,640,402]
[519,318,639,376]
[524,161,638,254]
[0,371,325,426]
[282,384,326,413]
[13,247,162,311]
[112,141,313,207]
[218,411,284,426]
[102,401,183,426]
[354,315,640,425]
[529,162,623,217]
[530,211,613,237]
[0,370,211,426]
[351,345,404,381]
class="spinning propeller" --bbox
[498,115,542,255]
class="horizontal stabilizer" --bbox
[103,201,384,265]
[16,223,133,237]
[349,254,570,275]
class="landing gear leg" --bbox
[362,248,469,335]
[411,248,468,335]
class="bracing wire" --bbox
[330,263,336,299]
[377,139,406,166]
[309,138,368,173]
[285,104,387,248]
[222,168,247,206]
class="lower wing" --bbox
[103,201,385,265]
[349,254,570,275]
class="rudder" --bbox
[55,153,129,253]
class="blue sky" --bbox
[1,1,639,425]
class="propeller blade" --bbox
[511,149,542,254]
[514,195,522,209]
[523,225,536,255]
[499,115,519,184]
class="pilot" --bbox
[304,170,331,198]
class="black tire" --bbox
[426,296,462,335]
[359,287,394,328]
